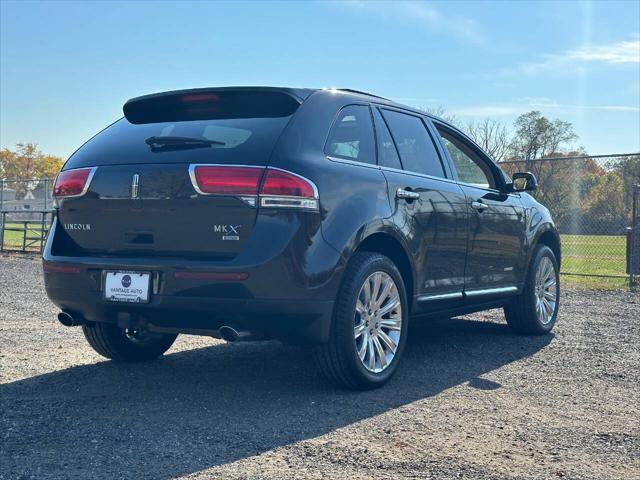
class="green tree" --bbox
[510,110,578,170]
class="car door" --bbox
[433,122,526,293]
[374,107,468,303]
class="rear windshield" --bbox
[64,91,299,168]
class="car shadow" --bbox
[1,316,552,479]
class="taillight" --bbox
[52,167,96,198]
[189,165,318,210]
[259,168,318,210]
[190,165,264,195]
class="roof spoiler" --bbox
[123,87,311,125]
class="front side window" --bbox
[325,105,376,165]
[380,109,446,178]
[436,127,495,189]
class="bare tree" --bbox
[464,118,510,162]
[422,105,461,127]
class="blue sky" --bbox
[1,0,639,159]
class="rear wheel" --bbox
[82,322,177,361]
[315,252,408,390]
[504,245,560,335]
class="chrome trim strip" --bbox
[464,286,518,297]
[260,196,319,210]
[379,165,458,185]
[325,155,380,170]
[417,292,463,302]
[53,166,98,198]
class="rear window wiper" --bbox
[145,136,226,147]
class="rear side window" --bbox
[372,108,402,170]
[325,105,376,165]
[381,109,446,178]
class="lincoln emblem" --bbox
[131,173,140,199]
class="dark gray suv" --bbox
[43,87,561,389]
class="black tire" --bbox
[82,322,177,362]
[504,245,560,335]
[315,252,409,390]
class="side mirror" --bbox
[510,171,537,192]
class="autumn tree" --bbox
[1,143,63,179]
[581,170,627,233]
[0,143,64,198]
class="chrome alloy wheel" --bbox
[354,271,402,373]
[535,257,558,325]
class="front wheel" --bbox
[315,252,409,390]
[82,322,177,362]
[504,245,560,335]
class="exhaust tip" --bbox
[57,311,84,327]
[218,325,240,342]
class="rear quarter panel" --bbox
[268,91,399,263]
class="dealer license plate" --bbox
[104,271,151,303]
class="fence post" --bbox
[629,185,640,291]
[0,212,5,253]
[0,180,4,212]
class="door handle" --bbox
[471,201,489,211]
[396,188,420,200]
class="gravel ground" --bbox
[1,253,639,480]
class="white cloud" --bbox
[567,40,640,64]
[491,38,640,78]
[524,97,640,112]
[335,1,486,45]
[453,98,640,117]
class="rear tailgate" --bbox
[57,163,259,258]
[55,88,303,258]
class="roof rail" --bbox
[336,89,390,101]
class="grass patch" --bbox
[560,234,629,290]
[1,222,48,250]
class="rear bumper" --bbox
[45,282,334,343]
[43,219,344,344]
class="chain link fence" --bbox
[499,153,640,288]
[1,155,639,288]
[0,179,54,253]
[1,178,54,212]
